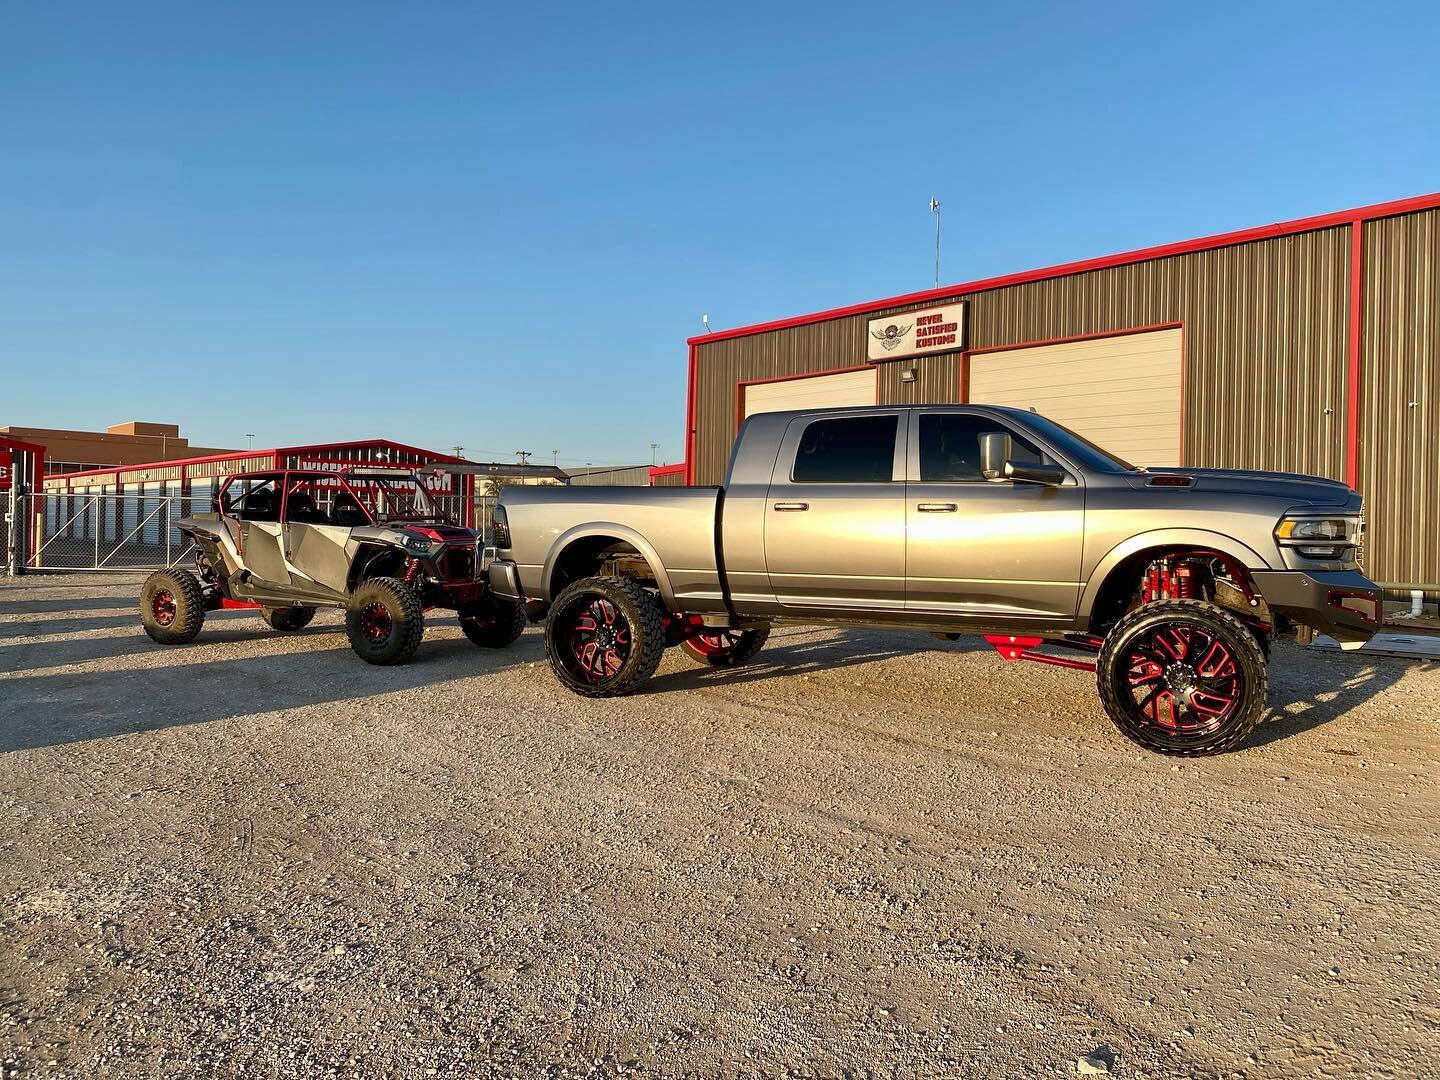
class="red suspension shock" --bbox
[402,557,424,588]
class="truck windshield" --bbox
[1017,414,1138,473]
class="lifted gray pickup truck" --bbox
[488,405,1381,755]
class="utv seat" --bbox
[331,493,369,528]
[284,490,329,525]
[241,489,279,521]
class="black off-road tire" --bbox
[140,568,206,645]
[345,576,425,665]
[1097,598,1268,756]
[458,593,527,648]
[544,576,665,697]
[680,626,771,667]
[261,605,317,632]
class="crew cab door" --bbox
[764,411,906,611]
[904,409,1084,624]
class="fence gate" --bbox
[18,492,199,572]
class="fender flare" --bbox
[543,522,678,610]
[1080,529,1272,615]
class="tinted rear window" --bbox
[792,415,898,483]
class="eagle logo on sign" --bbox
[870,322,912,351]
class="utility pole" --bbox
[246,433,255,451]
[552,449,559,466]
[650,443,659,466]
[450,445,465,459]
[515,450,531,466]
[929,197,942,288]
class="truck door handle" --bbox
[773,501,809,512]
[917,502,958,512]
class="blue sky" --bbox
[2,2,1437,468]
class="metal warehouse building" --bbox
[672,192,1440,590]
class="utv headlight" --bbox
[403,535,440,555]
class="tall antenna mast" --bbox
[929,197,942,288]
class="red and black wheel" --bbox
[458,592,527,648]
[680,626,770,667]
[544,576,665,697]
[345,577,425,665]
[139,568,206,645]
[1097,598,1267,756]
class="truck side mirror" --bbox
[1003,460,1067,486]
[979,432,1010,481]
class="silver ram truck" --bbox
[488,405,1382,755]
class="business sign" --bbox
[866,301,967,362]
[0,448,10,492]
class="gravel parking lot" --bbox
[1,573,1437,1079]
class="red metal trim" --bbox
[220,598,261,610]
[687,191,1440,347]
[0,435,48,456]
[1346,220,1364,490]
[684,342,698,486]
[648,463,685,483]
[275,438,464,463]
[733,364,878,434]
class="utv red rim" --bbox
[151,590,177,627]
[689,630,745,656]
[1121,622,1243,737]
[359,603,393,644]
[560,596,632,684]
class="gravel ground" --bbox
[1,573,1437,1079]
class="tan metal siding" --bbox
[693,227,1350,486]
[1361,210,1440,585]
[970,329,1183,466]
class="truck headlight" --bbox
[1275,515,1358,560]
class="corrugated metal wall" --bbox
[1361,209,1440,586]
[693,226,1351,487]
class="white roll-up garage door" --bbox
[968,328,1182,466]
[742,367,877,419]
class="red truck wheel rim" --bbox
[1123,623,1241,736]
[151,590,176,627]
[690,630,743,656]
[359,603,393,644]
[564,597,631,683]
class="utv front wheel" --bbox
[458,593,527,648]
[345,577,425,665]
[261,605,316,632]
[544,576,665,697]
[140,568,206,645]
[680,626,770,667]
[1097,598,1267,756]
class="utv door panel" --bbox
[285,523,354,599]
[238,521,291,588]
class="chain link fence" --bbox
[12,492,198,572]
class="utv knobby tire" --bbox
[261,605,317,632]
[1097,598,1267,757]
[545,576,665,697]
[680,626,771,667]
[140,568,206,645]
[458,593,527,648]
[345,577,425,665]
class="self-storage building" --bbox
[675,192,1440,591]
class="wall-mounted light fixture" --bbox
[900,368,918,384]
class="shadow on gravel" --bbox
[0,632,541,753]
[1250,652,1432,747]
[647,627,984,694]
[0,612,155,639]
[0,595,138,614]
[0,611,262,672]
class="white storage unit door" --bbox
[968,328,1182,467]
[742,368,877,419]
